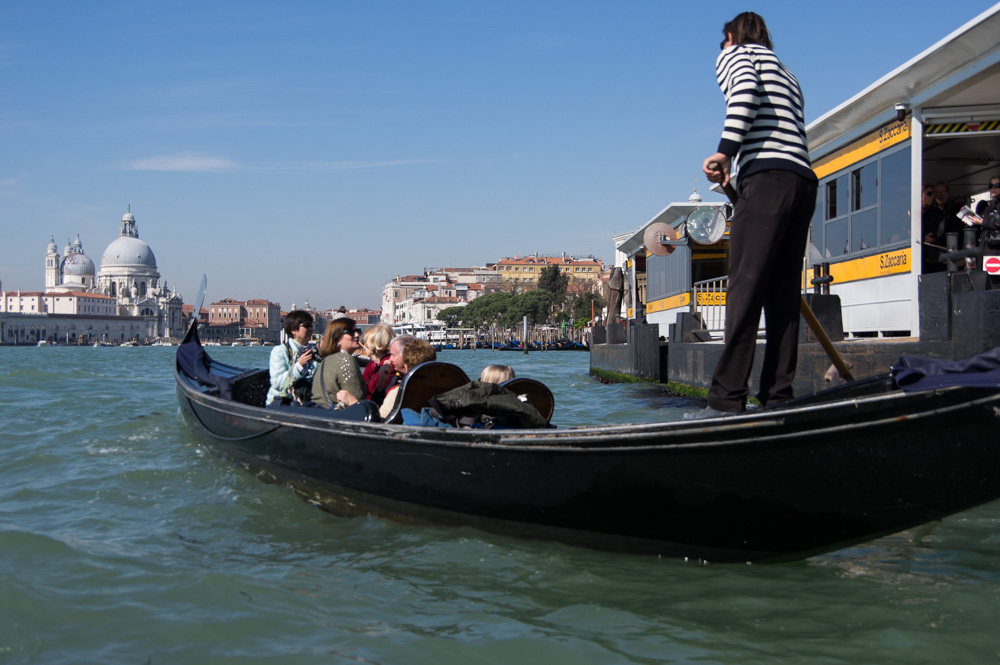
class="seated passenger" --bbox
[311,317,366,409]
[480,364,515,384]
[266,310,318,407]
[360,322,396,405]
[376,338,436,420]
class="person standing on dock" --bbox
[688,12,818,420]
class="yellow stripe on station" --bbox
[828,248,912,283]
[695,291,726,306]
[645,252,910,315]
[812,119,911,179]
[646,292,690,313]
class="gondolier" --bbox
[689,12,818,419]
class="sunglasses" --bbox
[990,183,1000,189]
[342,330,360,337]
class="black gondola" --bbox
[175,316,1000,562]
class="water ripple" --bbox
[3,346,1000,663]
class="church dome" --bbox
[63,251,96,276]
[100,210,157,269]
[47,237,58,254]
[101,236,157,268]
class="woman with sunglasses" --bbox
[311,316,366,409]
[266,309,319,407]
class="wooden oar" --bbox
[708,163,855,382]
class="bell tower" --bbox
[45,237,61,290]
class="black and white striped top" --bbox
[715,44,815,181]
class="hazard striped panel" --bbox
[925,120,1000,136]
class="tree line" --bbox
[436,265,606,331]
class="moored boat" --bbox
[175,303,1000,562]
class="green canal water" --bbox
[2,345,999,664]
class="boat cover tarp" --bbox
[891,346,1000,391]
[177,339,235,399]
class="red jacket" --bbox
[363,355,396,404]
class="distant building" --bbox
[379,257,606,327]
[491,253,605,290]
[2,210,186,344]
[40,209,185,338]
[204,298,281,344]
[1,290,162,345]
[325,308,380,326]
[380,266,501,325]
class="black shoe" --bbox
[682,406,739,421]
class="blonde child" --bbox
[480,364,515,384]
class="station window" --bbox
[810,144,911,263]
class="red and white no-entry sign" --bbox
[985,256,1000,274]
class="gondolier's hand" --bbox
[702,153,731,187]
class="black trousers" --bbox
[708,170,818,412]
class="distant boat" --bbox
[36,340,49,347]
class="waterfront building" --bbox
[326,308,380,325]
[1,289,163,345]
[44,210,183,338]
[491,253,605,289]
[380,267,500,325]
[44,291,117,316]
[1,292,44,315]
[380,258,606,328]
[2,208,185,344]
[0,310,154,346]
[204,298,281,344]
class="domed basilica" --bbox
[45,209,184,338]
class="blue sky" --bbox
[1,1,994,310]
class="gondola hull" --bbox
[175,328,1000,562]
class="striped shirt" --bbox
[715,44,815,182]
